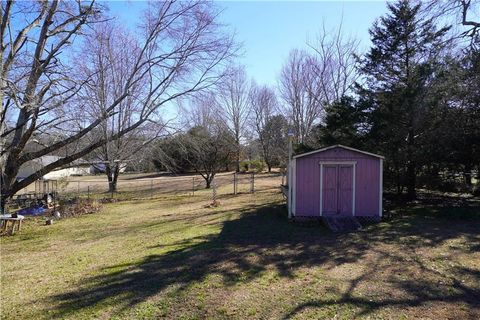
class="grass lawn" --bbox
[1,183,480,319]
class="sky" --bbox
[107,1,389,87]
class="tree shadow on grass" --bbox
[50,201,480,318]
[283,255,480,319]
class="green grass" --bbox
[1,183,480,319]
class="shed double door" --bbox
[322,164,354,215]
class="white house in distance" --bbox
[91,161,128,174]
[16,155,93,180]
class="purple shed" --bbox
[287,145,384,220]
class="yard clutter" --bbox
[16,205,46,216]
[58,199,102,217]
[1,195,102,236]
[14,192,56,216]
[0,214,24,235]
[1,194,55,235]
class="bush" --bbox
[249,159,265,173]
[240,160,250,173]
[239,160,265,173]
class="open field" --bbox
[1,176,480,319]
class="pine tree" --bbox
[434,43,480,192]
[359,0,449,199]
[314,96,366,148]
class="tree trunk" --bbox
[464,163,472,191]
[393,160,402,196]
[406,161,416,200]
[267,163,272,173]
[0,195,7,215]
[112,165,120,192]
[406,128,416,200]
[235,148,240,173]
[205,175,212,189]
[1,169,19,214]
[105,164,120,193]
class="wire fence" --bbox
[13,172,284,205]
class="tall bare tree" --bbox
[158,92,235,188]
[308,22,360,106]
[178,91,221,132]
[279,49,323,144]
[81,23,167,192]
[0,1,235,211]
[216,65,250,172]
[249,83,283,172]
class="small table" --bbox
[0,214,25,235]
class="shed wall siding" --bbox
[295,147,380,217]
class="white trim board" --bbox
[352,164,356,216]
[319,163,323,217]
[294,144,385,160]
[288,161,293,218]
[292,159,296,217]
[379,159,383,217]
[319,161,357,165]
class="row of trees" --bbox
[147,14,364,187]
[151,78,289,188]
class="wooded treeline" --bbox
[312,1,480,199]
[1,0,479,210]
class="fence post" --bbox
[88,186,90,200]
[212,179,217,203]
[233,172,237,195]
[77,181,80,194]
[251,172,255,193]
[192,177,195,196]
[150,179,154,199]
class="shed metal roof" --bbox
[293,144,385,159]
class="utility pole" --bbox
[287,128,294,219]
[287,127,294,185]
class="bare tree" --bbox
[308,22,360,105]
[182,124,235,188]
[279,49,323,144]
[81,23,167,192]
[249,83,282,172]
[0,1,235,211]
[158,92,235,188]
[216,65,250,172]
[278,22,360,146]
[423,0,480,40]
[178,91,222,132]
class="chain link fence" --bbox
[12,172,283,205]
